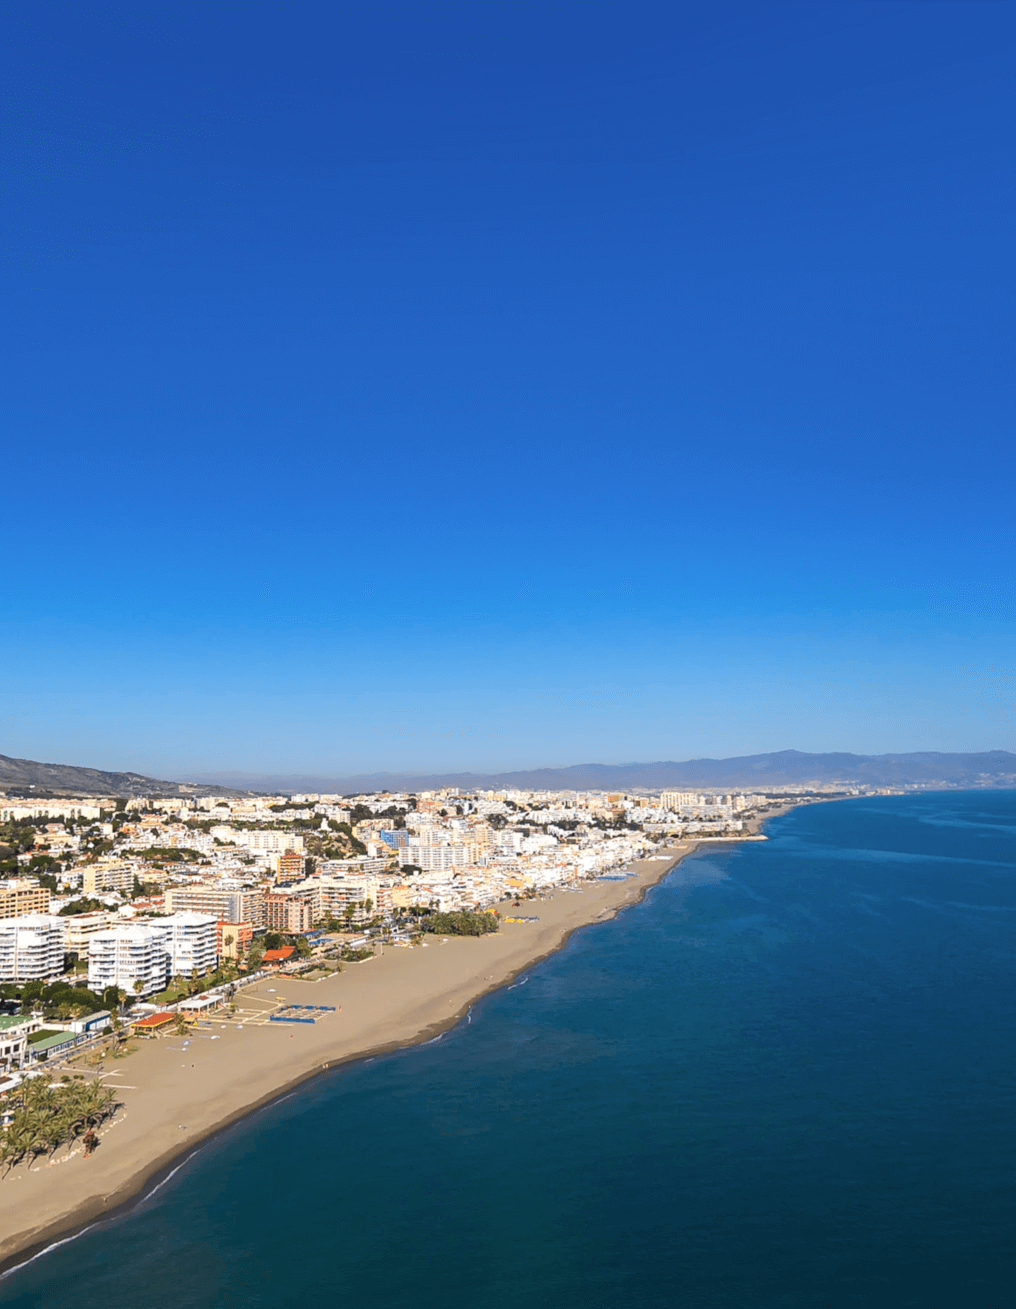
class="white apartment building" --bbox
[149,913,217,976]
[317,856,391,877]
[398,841,480,872]
[661,791,702,810]
[0,802,103,822]
[229,829,305,855]
[0,915,66,982]
[87,927,169,996]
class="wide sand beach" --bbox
[0,837,743,1271]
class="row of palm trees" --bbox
[0,1074,119,1177]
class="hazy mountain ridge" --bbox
[183,749,1016,795]
[3,748,1013,800]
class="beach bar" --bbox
[131,1012,177,1038]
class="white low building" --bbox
[150,913,217,977]
[0,915,66,982]
[87,927,169,997]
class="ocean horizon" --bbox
[3,791,1015,1307]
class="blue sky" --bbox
[2,0,1013,779]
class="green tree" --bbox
[424,910,500,937]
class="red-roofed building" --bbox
[263,946,295,965]
[131,1012,176,1037]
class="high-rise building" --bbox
[83,864,136,895]
[289,876,387,923]
[265,892,315,934]
[87,927,169,996]
[149,913,217,976]
[275,850,305,881]
[661,791,701,810]
[0,915,66,982]
[165,884,265,929]
[0,880,51,920]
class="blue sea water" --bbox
[3,791,1016,1307]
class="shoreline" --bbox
[0,824,793,1276]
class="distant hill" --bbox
[4,748,1014,800]
[0,753,242,799]
[183,749,1016,795]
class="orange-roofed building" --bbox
[131,1012,176,1037]
[263,946,295,965]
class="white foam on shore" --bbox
[0,1144,208,1283]
[0,1222,102,1281]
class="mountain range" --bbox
[186,749,1016,795]
[2,749,1014,799]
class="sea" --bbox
[3,790,1015,1307]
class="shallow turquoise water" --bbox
[3,791,1015,1307]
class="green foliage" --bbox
[58,897,106,916]
[346,803,407,826]
[424,910,500,937]
[263,931,283,950]
[0,1074,119,1175]
[28,853,63,875]
[294,936,313,957]
[137,846,205,862]
[15,980,105,1018]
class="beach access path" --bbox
[0,838,723,1270]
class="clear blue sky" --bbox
[2,1,1013,780]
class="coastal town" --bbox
[0,782,845,1021]
[0,781,860,1245]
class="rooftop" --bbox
[131,1012,176,1029]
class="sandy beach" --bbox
[0,841,733,1271]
